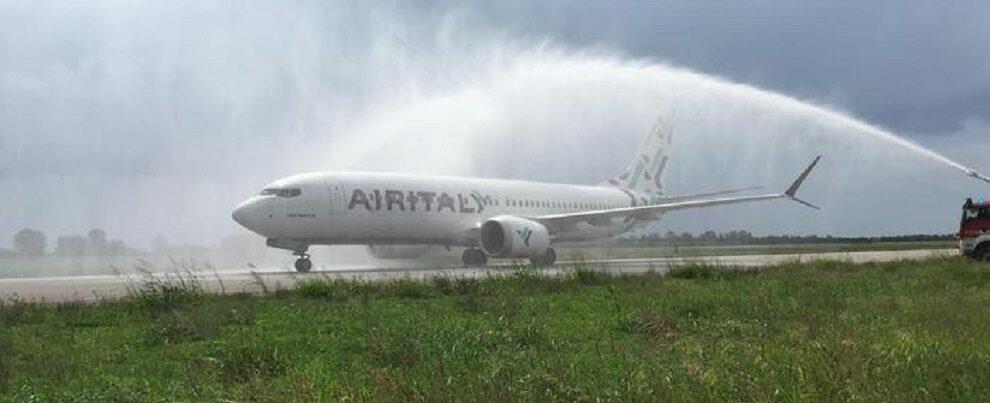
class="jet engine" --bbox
[480,216,550,258]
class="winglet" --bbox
[784,156,822,210]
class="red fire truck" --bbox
[958,198,990,259]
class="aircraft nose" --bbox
[232,199,253,228]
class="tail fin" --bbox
[605,117,673,198]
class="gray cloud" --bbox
[469,0,990,134]
[1,1,988,249]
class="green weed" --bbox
[126,270,204,311]
[1,256,988,401]
[573,267,609,285]
[216,342,285,383]
[0,333,10,393]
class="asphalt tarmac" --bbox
[0,249,957,303]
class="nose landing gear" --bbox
[293,251,312,273]
[265,239,314,273]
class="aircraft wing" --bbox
[533,156,822,228]
[654,186,763,204]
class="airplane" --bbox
[232,119,821,272]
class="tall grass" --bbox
[1,257,989,401]
[125,270,204,311]
[0,333,10,393]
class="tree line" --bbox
[2,228,132,258]
[617,230,953,247]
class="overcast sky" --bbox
[2,1,989,248]
[479,1,990,135]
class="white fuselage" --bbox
[232,172,638,248]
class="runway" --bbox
[0,249,957,303]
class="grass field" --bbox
[1,256,988,401]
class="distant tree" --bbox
[700,230,718,243]
[87,229,108,256]
[54,235,87,257]
[644,233,661,243]
[14,228,47,257]
[151,234,170,253]
[106,240,128,256]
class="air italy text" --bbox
[348,189,489,214]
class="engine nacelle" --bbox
[480,216,550,258]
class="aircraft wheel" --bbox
[462,248,488,267]
[530,248,556,267]
[294,256,313,272]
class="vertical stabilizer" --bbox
[604,117,673,202]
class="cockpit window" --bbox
[260,188,301,198]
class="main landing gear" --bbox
[529,248,557,267]
[462,248,488,267]
[293,251,312,273]
[462,248,557,267]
